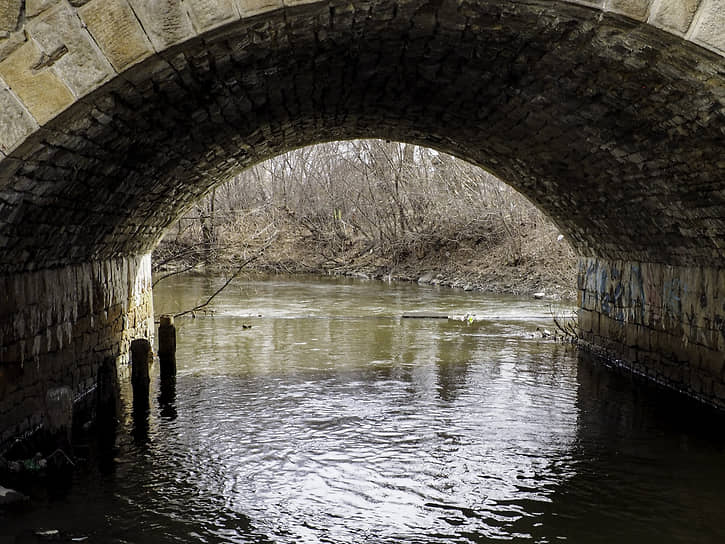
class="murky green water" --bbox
[3,274,725,543]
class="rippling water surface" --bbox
[4,274,725,543]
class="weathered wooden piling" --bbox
[130,338,152,406]
[158,314,177,378]
[96,356,118,421]
[45,386,73,448]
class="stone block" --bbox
[26,3,114,97]
[714,381,725,401]
[611,320,627,345]
[127,0,196,50]
[283,0,320,5]
[606,0,652,21]
[0,38,74,124]
[700,347,723,375]
[26,0,60,18]
[0,86,37,154]
[45,385,72,442]
[626,346,639,363]
[568,0,605,8]
[234,0,282,17]
[625,323,642,349]
[689,0,725,53]
[0,0,21,33]
[79,0,154,72]
[185,0,240,31]
[579,309,594,333]
[0,341,21,364]
[0,28,26,61]
[599,313,611,337]
[689,368,704,393]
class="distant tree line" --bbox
[154,139,574,287]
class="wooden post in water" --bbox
[96,356,118,420]
[158,315,177,378]
[130,338,152,407]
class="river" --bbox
[3,274,725,543]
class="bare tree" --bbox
[154,139,576,291]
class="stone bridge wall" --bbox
[0,254,153,447]
[578,256,725,406]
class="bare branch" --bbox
[174,232,278,319]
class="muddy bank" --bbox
[156,227,578,302]
[253,257,577,302]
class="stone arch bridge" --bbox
[0,0,724,443]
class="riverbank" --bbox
[153,140,580,301]
[154,217,578,301]
[258,235,575,301]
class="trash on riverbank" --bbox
[0,484,28,506]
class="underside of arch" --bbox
[0,0,722,271]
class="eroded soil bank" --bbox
[154,219,578,302]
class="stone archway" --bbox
[0,0,724,443]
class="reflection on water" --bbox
[158,376,178,421]
[3,274,725,543]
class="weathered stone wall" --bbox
[578,257,725,407]
[0,254,153,447]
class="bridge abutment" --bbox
[578,257,725,407]
[0,254,154,447]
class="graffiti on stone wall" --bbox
[663,277,685,320]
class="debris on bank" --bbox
[0,484,28,506]
[400,312,491,325]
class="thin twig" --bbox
[152,264,197,287]
[174,233,277,318]
[549,304,580,342]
